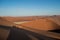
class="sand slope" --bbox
[0,17,15,27]
[20,18,60,31]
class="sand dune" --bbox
[20,18,60,31]
[0,17,15,27]
[0,15,60,30]
[1,15,60,23]
[46,16,60,26]
[1,16,48,22]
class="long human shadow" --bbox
[0,25,59,40]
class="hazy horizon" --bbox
[0,0,60,16]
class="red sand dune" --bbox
[0,15,60,30]
[46,16,60,26]
[20,18,60,31]
[1,15,60,22]
[1,16,47,22]
[0,17,15,27]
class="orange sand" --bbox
[20,18,60,31]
